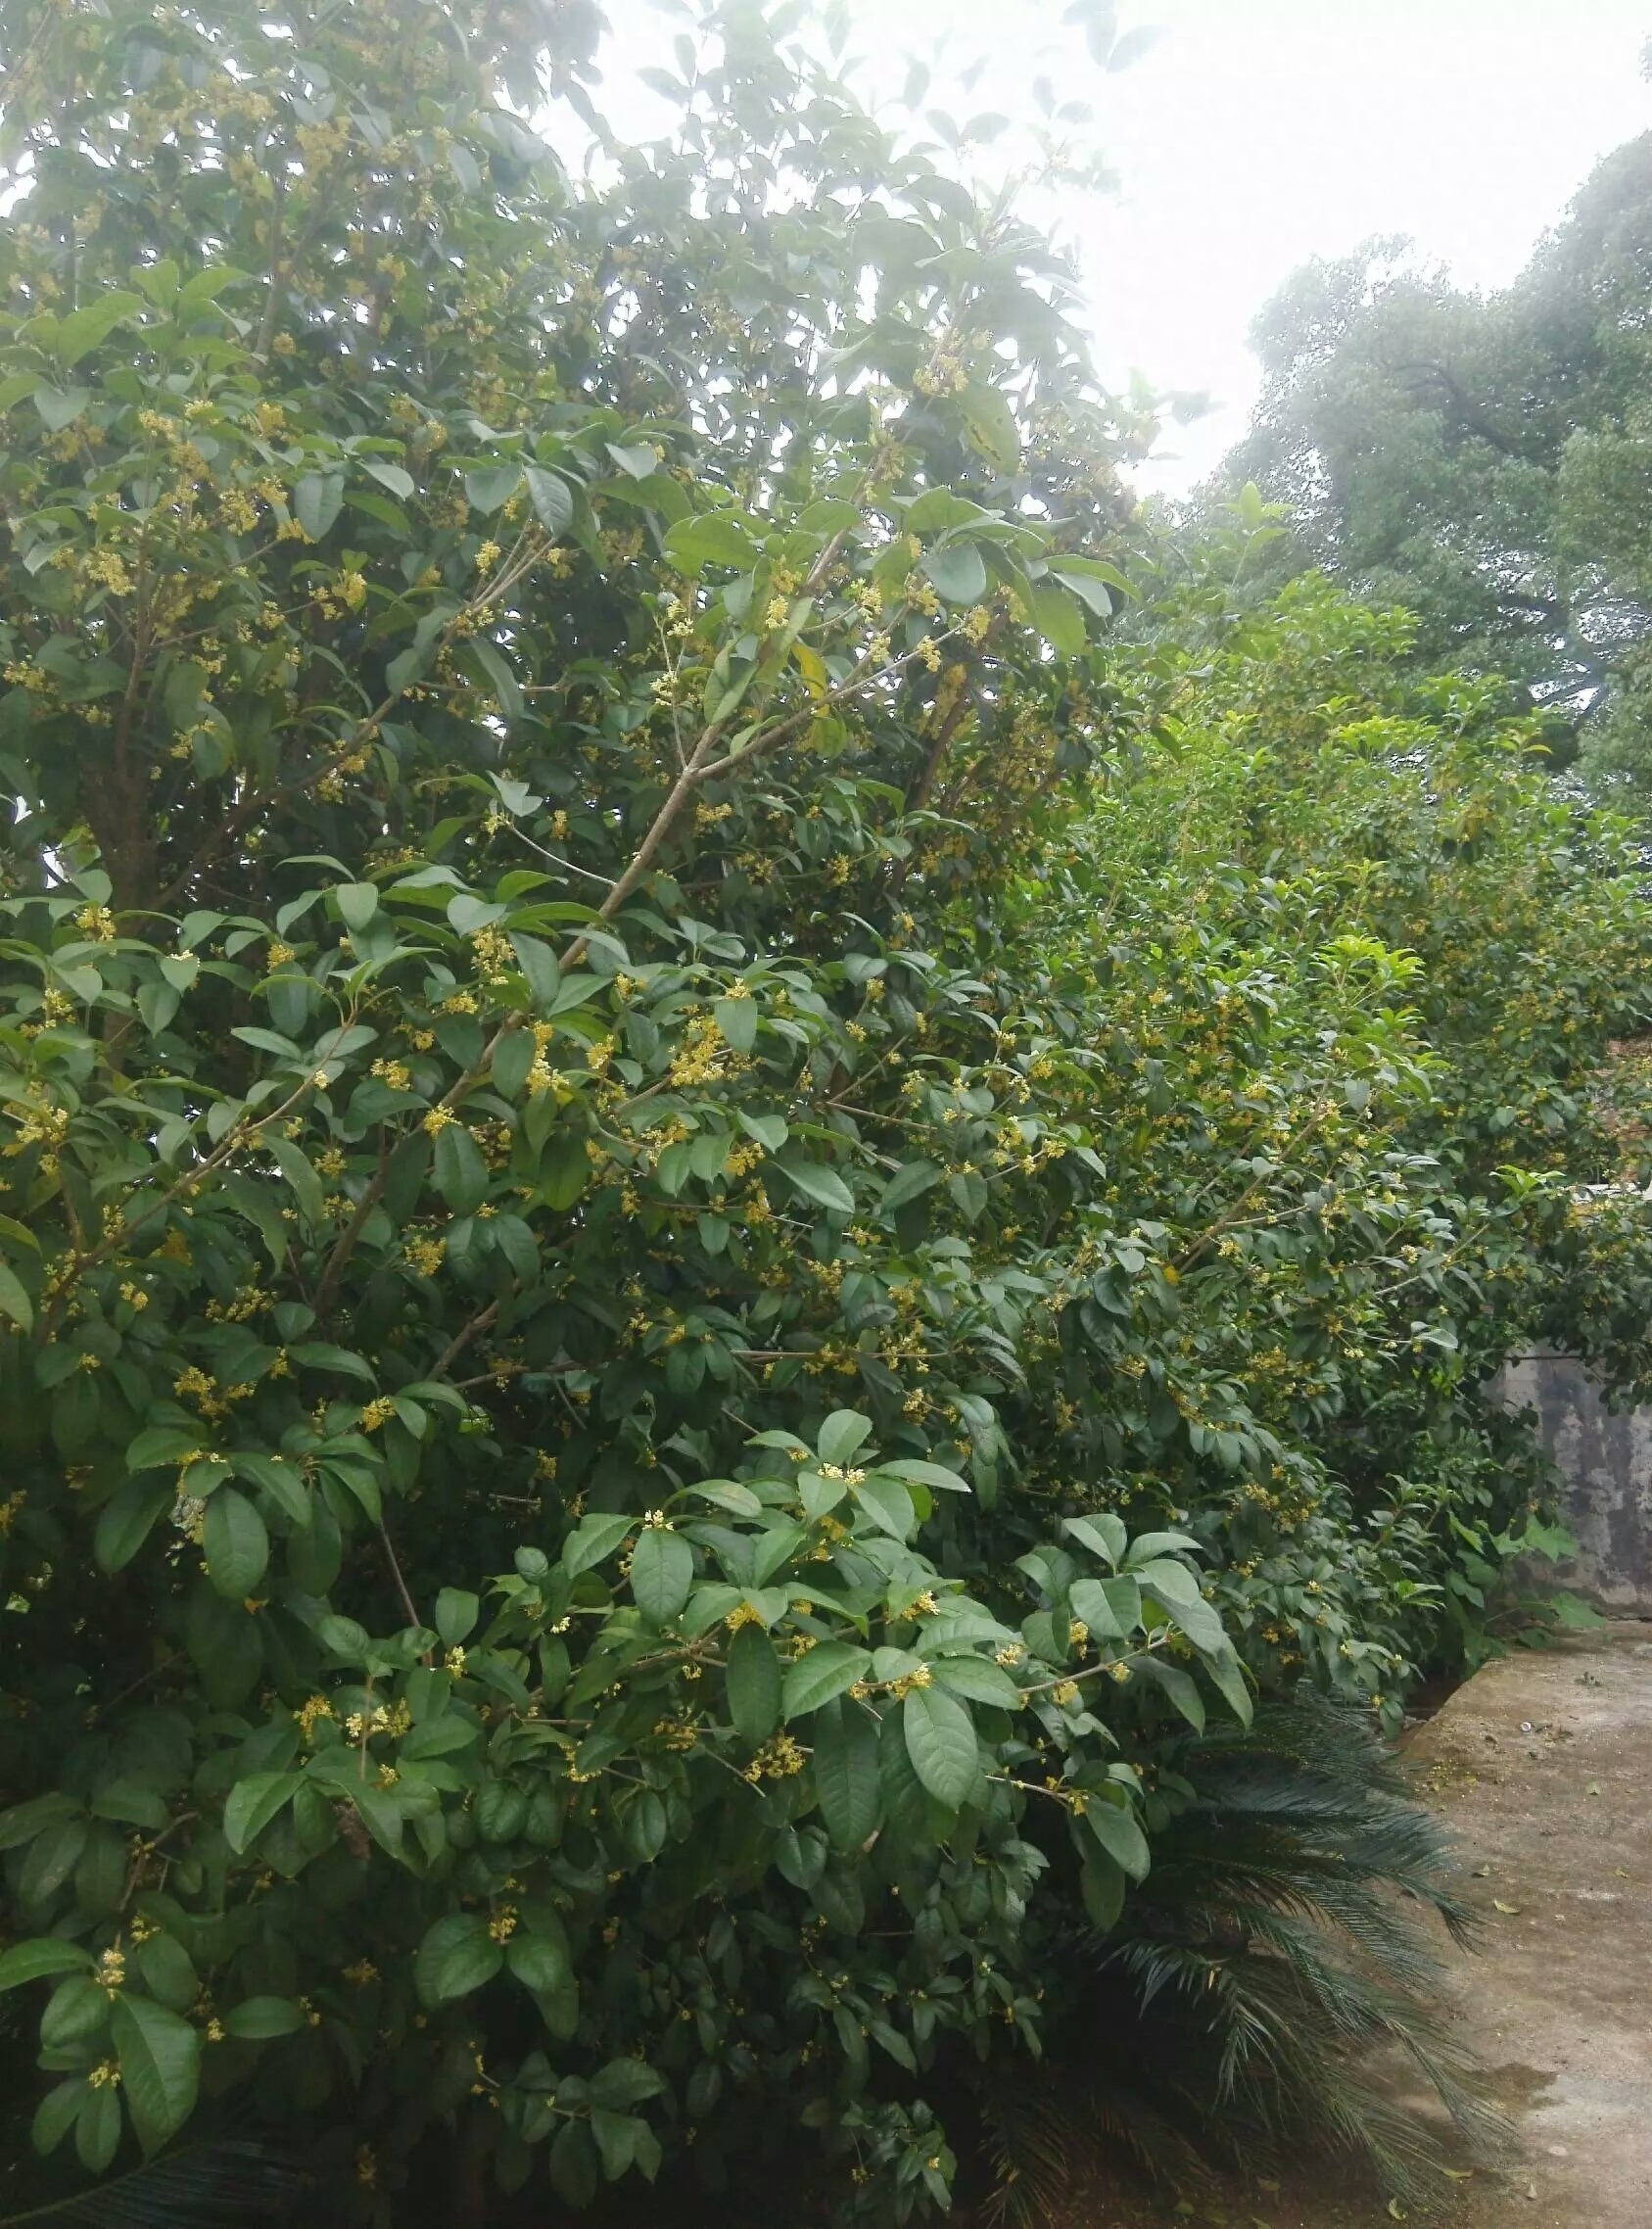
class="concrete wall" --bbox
[1492,1352,1652,1613]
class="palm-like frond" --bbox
[0,2139,309,2229]
[975,1694,1505,2224]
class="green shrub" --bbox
[3,3,1652,2222]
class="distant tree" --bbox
[1213,132,1652,791]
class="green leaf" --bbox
[563,1511,635,1578]
[665,513,759,573]
[1134,1560,1226,1652]
[506,1930,570,1993]
[290,1341,379,1385]
[465,463,523,513]
[33,385,90,432]
[1201,1642,1254,1727]
[781,1639,873,1721]
[817,1409,873,1467]
[549,2120,599,2207]
[809,1696,880,1851]
[879,1160,943,1213]
[1123,1530,1204,1567]
[335,880,380,932]
[1141,1658,1205,1731]
[540,1135,590,1210]
[630,1526,693,1625]
[737,1111,788,1151]
[55,289,144,365]
[0,1939,93,1992]
[135,1932,199,2015]
[433,1122,488,1212]
[222,1772,300,1854]
[1050,563,1114,617]
[959,382,1020,472]
[881,1458,970,1494]
[1068,1576,1126,1640]
[401,1713,482,1760]
[415,1914,503,2008]
[1080,1846,1127,1933]
[31,2075,86,2156]
[75,2079,121,2175]
[922,541,988,605]
[224,1994,307,2039]
[0,1792,80,1851]
[902,1684,979,1811]
[1081,1792,1150,1881]
[362,458,415,499]
[435,1587,480,1645]
[714,995,758,1053]
[231,1451,309,1526]
[293,470,345,542]
[906,490,993,533]
[269,1137,326,1227]
[94,1478,173,1573]
[0,1260,33,1332]
[779,1160,855,1215]
[590,2057,666,2110]
[203,1488,268,1599]
[931,1654,1022,1708]
[1063,1513,1126,1567]
[851,1474,915,1541]
[509,931,561,1010]
[111,1993,200,2154]
[524,464,574,536]
[725,1622,782,1743]
[1024,580,1087,657]
[590,2107,641,2181]
[606,441,659,479]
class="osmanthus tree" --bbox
[0,0,1250,2219]
[1028,574,1652,1689]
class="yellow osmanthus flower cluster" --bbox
[742,1731,806,1782]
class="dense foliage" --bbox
[1214,128,1652,790]
[2,4,1652,2224]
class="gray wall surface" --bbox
[1492,1352,1652,1613]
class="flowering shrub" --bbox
[2,2,1652,2223]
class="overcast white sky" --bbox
[608,1,1652,491]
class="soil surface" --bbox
[1086,1622,1652,2229]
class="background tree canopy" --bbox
[2,3,1652,2225]
[1213,128,1652,791]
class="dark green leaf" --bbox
[810,1696,880,1850]
[111,1993,200,2153]
[415,1914,503,2008]
[630,1526,693,1625]
[901,1682,979,1811]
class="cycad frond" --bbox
[0,2139,308,2229]
[973,1694,1505,2224]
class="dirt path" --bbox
[1090,1623,1652,2229]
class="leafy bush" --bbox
[977,1697,1499,2222]
[3,3,1652,2223]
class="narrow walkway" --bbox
[1111,1623,1652,2229]
[1397,1621,1652,2228]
